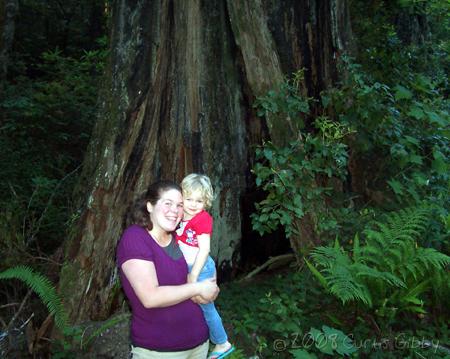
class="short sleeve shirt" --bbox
[116,225,208,351]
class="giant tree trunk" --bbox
[59,0,352,323]
[0,0,18,84]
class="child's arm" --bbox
[188,233,210,283]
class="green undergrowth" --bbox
[217,267,450,358]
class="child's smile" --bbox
[183,190,206,220]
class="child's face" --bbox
[183,190,206,219]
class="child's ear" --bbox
[146,202,153,213]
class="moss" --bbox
[58,261,84,321]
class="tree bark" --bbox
[228,0,352,258]
[0,0,18,84]
[59,0,352,322]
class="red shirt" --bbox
[176,210,213,248]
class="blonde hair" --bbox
[181,173,215,208]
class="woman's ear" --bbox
[146,202,153,214]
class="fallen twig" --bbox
[239,254,295,281]
[7,289,32,331]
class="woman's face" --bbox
[147,188,184,233]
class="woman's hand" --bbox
[191,295,208,304]
[196,278,219,302]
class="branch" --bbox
[239,254,295,282]
[7,289,32,330]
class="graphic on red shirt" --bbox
[185,228,197,246]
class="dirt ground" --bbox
[77,312,131,358]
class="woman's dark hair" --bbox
[127,180,182,229]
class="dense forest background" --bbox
[0,0,449,358]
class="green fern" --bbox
[361,207,430,271]
[0,265,69,331]
[307,206,450,318]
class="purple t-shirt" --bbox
[117,225,208,351]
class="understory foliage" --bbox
[0,266,127,358]
[218,270,358,358]
[306,206,450,326]
[218,268,450,358]
[0,266,69,331]
[251,132,349,241]
[249,1,449,356]
[251,72,351,246]
[0,42,108,267]
[0,2,109,355]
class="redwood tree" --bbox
[59,0,353,322]
[0,0,18,84]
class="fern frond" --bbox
[396,248,450,282]
[325,266,372,306]
[310,246,351,269]
[401,280,430,303]
[365,206,430,248]
[356,266,406,288]
[352,234,361,262]
[386,247,403,263]
[414,248,450,269]
[0,266,69,330]
[310,247,372,306]
[304,257,329,290]
[364,229,389,248]
[402,262,420,281]
[389,280,430,315]
[308,206,446,317]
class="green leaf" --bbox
[304,258,329,290]
[427,111,447,126]
[308,327,322,341]
[394,85,413,100]
[263,148,273,161]
[290,349,318,359]
[322,325,358,356]
[387,179,404,195]
[404,135,420,146]
[314,333,334,355]
[321,94,331,108]
[412,172,428,186]
[408,154,423,165]
[408,106,425,120]
[432,150,448,175]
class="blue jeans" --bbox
[190,256,228,345]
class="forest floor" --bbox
[8,257,447,358]
[77,312,131,358]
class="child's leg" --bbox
[197,257,228,345]
[200,301,227,345]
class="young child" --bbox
[176,173,235,359]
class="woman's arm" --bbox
[121,259,218,308]
[188,233,211,283]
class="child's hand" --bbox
[187,273,198,283]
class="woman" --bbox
[117,180,219,358]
